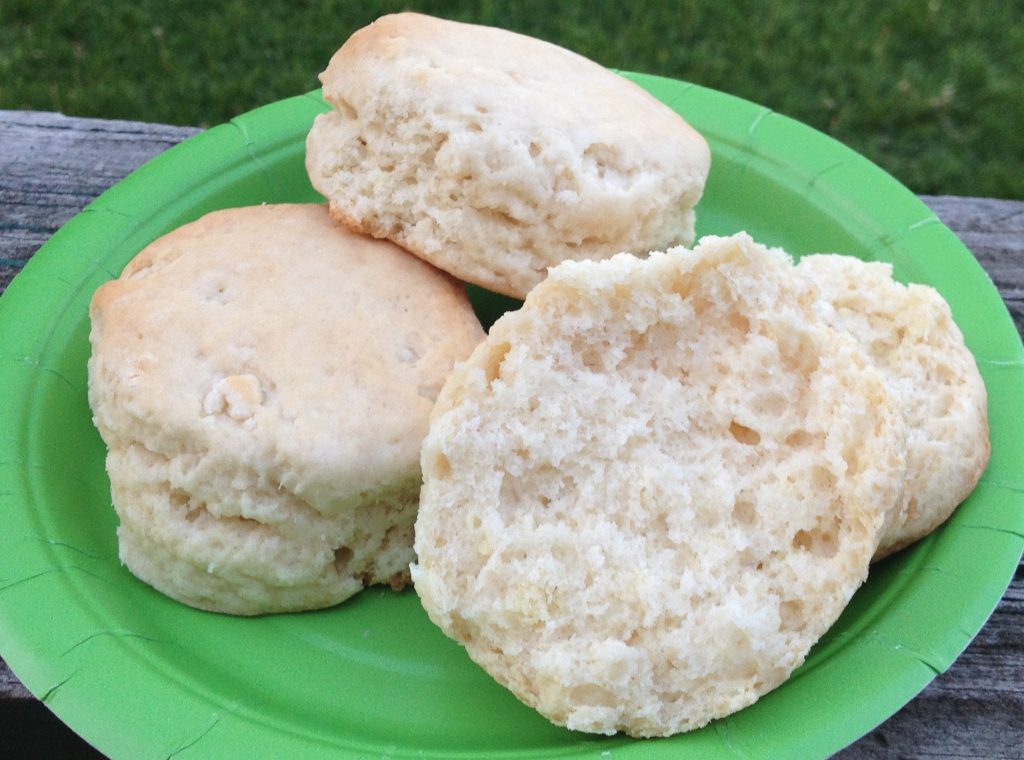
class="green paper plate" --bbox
[1,73,1022,759]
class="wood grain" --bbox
[1,110,1021,758]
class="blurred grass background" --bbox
[1,0,1021,198]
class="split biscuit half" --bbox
[412,233,907,736]
[798,254,989,559]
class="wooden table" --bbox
[1,110,1021,758]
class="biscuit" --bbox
[306,12,711,299]
[88,203,485,615]
[798,254,989,559]
[412,233,907,736]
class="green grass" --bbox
[1,0,1022,198]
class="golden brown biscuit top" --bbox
[88,203,485,514]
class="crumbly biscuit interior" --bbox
[414,236,906,736]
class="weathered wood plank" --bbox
[923,194,1024,337]
[1,110,1021,758]
[0,659,31,700]
[0,110,201,292]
